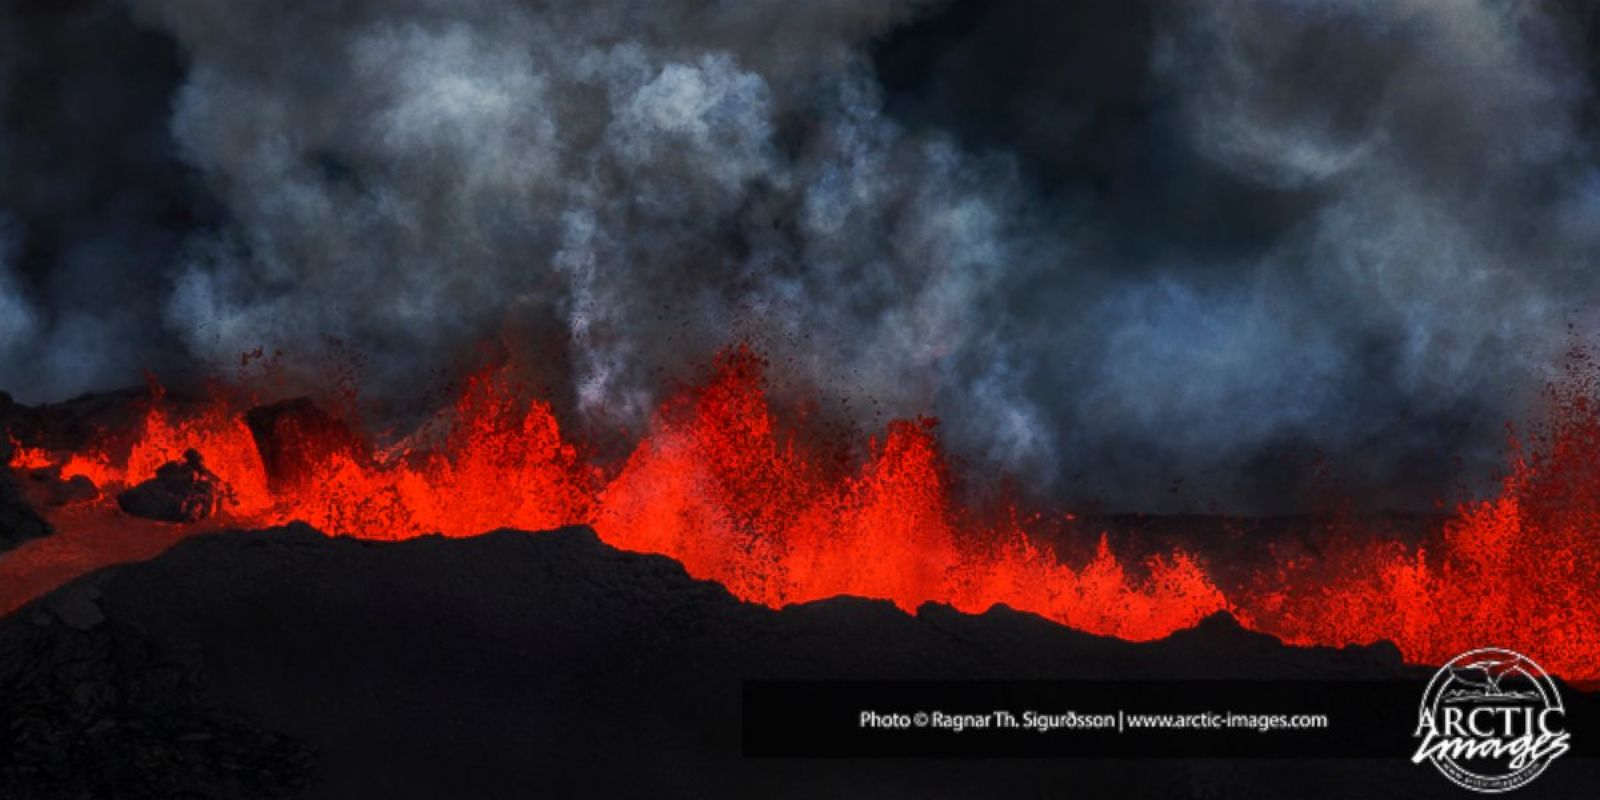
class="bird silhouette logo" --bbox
[1442,656,1542,703]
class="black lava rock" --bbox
[0,582,314,800]
[7,525,1593,798]
[24,468,98,507]
[0,473,51,553]
[115,450,226,523]
[1,431,51,553]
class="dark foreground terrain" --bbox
[1,525,1594,799]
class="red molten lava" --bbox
[5,347,1600,680]
[1235,355,1600,681]
[593,352,1224,639]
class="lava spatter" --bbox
[5,348,1600,680]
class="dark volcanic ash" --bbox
[4,0,1600,512]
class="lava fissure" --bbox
[4,348,1599,680]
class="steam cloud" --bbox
[3,0,1600,512]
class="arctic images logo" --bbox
[1413,647,1570,793]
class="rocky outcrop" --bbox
[115,450,226,523]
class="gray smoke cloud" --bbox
[3,0,1600,512]
[1073,0,1592,508]
[140,0,1056,469]
[0,0,202,402]
[0,219,38,366]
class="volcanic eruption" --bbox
[4,0,1600,796]
[5,343,1600,683]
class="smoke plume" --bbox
[4,0,1600,512]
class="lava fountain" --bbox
[4,347,1599,681]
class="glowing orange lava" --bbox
[5,347,1600,680]
[6,437,54,470]
[1235,358,1600,680]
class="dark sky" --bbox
[4,0,1600,513]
